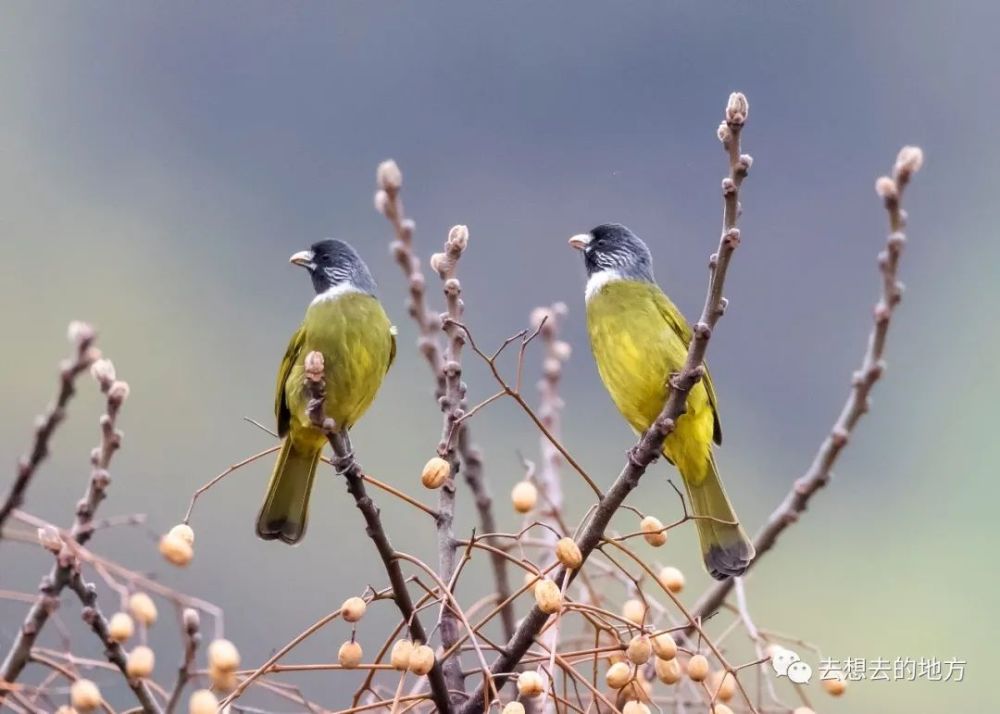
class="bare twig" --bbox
[689,144,924,628]
[0,322,98,533]
[457,91,754,714]
[164,608,201,713]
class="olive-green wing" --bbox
[275,324,306,438]
[387,326,397,374]
[650,289,723,445]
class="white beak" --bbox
[289,250,315,269]
[568,233,592,250]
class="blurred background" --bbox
[1,2,997,712]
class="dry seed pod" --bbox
[409,644,435,676]
[622,702,651,714]
[502,703,526,714]
[517,670,545,697]
[687,654,710,682]
[390,639,413,670]
[658,566,685,593]
[421,457,450,489]
[159,532,193,566]
[622,598,646,625]
[341,596,367,623]
[108,612,135,643]
[554,537,582,569]
[655,656,682,684]
[207,638,240,672]
[626,635,652,665]
[188,689,218,714]
[128,592,157,626]
[70,679,101,712]
[533,578,562,614]
[708,669,736,702]
[125,645,155,678]
[823,672,847,696]
[168,523,195,546]
[640,516,667,546]
[511,481,538,513]
[651,632,677,660]
[606,661,632,689]
[338,640,362,668]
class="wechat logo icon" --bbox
[770,646,813,684]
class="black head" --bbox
[289,239,378,295]
[568,223,654,282]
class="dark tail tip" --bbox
[705,540,755,580]
[255,517,305,545]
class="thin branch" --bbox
[689,144,924,628]
[456,91,754,714]
[164,608,201,713]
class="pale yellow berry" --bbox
[511,481,538,513]
[501,703,526,714]
[554,537,582,569]
[208,665,237,691]
[823,671,847,696]
[70,679,101,712]
[390,639,413,670]
[654,656,682,684]
[651,632,677,660]
[626,635,652,665]
[606,661,632,689]
[159,532,193,566]
[341,596,367,623]
[128,592,157,626]
[687,654,710,682]
[54,707,76,714]
[338,640,363,668]
[408,644,435,676]
[523,570,540,589]
[517,670,545,697]
[622,598,646,625]
[421,457,451,489]
[640,516,667,547]
[710,705,734,714]
[188,689,218,714]
[792,708,816,714]
[658,566,685,594]
[108,612,135,643]
[168,523,195,546]
[708,670,736,702]
[533,578,562,614]
[125,645,155,678]
[622,702,650,714]
[207,638,240,672]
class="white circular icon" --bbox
[770,647,800,677]
[787,660,813,684]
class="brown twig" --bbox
[456,91,754,714]
[0,322,99,534]
[1,357,131,699]
[164,608,201,713]
[300,352,454,714]
[689,144,924,629]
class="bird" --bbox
[569,223,754,579]
[256,239,396,544]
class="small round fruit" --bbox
[125,645,155,678]
[409,644,435,676]
[108,612,135,643]
[341,596,367,623]
[640,516,667,547]
[710,705,734,714]
[517,670,545,697]
[554,537,582,569]
[626,635,652,665]
[70,679,101,712]
[421,457,450,489]
[511,481,538,513]
[658,566,685,593]
[338,640,363,668]
[502,703,526,714]
[159,532,193,566]
[687,654,710,682]
[655,656,682,684]
[792,708,816,714]
[605,661,632,689]
[651,632,677,660]
[390,639,413,670]
[533,578,562,614]
[168,523,195,546]
[128,592,157,626]
[207,638,240,672]
[209,665,237,691]
[823,672,847,696]
[622,702,650,714]
[188,689,218,714]
[708,669,736,702]
[622,598,646,625]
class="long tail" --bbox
[256,438,321,544]
[681,456,755,580]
